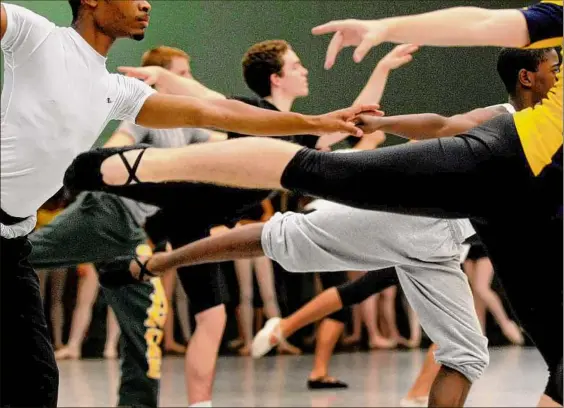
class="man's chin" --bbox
[132,33,145,41]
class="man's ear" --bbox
[270,72,282,89]
[517,68,533,90]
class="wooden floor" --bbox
[57,346,547,407]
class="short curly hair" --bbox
[242,40,290,98]
[497,47,555,95]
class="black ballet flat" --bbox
[98,255,157,287]
[307,377,348,390]
[63,144,150,193]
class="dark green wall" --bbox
[2,0,530,145]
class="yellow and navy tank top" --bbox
[513,0,563,176]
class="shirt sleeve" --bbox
[109,74,157,122]
[1,3,56,62]
[116,120,151,144]
[520,1,563,47]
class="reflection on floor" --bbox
[58,346,546,407]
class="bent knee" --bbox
[195,304,227,334]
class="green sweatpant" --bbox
[29,192,165,408]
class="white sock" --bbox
[189,401,212,408]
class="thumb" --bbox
[341,121,364,137]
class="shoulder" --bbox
[519,1,562,48]
[2,3,56,28]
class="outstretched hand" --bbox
[312,19,390,69]
[313,104,384,137]
[118,65,165,87]
[354,114,386,135]
[378,44,419,71]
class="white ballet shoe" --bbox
[251,317,283,359]
[400,396,429,407]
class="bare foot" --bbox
[397,336,421,349]
[103,348,119,359]
[164,342,186,355]
[55,346,81,360]
[501,320,525,345]
[238,345,251,356]
[277,341,302,355]
[228,338,244,351]
[369,335,397,349]
[341,335,361,346]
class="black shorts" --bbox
[466,243,488,261]
[164,214,230,315]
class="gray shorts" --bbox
[262,203,488,382]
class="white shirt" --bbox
[1,3,155,223]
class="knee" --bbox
[195,305,227,337]
[239,288,253,305]
[472,284,490,301]
[434,337,490,383]
[261,291,276,307]
[381,286,397,300]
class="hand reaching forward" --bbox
[378,43,419,71]
[312,19,392,69]
[118,65,165,87]
[311,104,384,137]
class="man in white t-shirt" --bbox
[0,1,372,406]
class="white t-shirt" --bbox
[1,3,156,220]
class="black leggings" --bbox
[317,271,349,323]
[337,268,399,308]
[282,114,563,403]
[102,180,273,229]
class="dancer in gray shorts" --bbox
[262,202,487,381]
[112,198,488,407]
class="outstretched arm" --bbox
[313,2,562,67]
[316,44,417,149]
[353,43,418,106]
[147,223,265,274]
[357,105,507,140]
[136,93,378,137]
